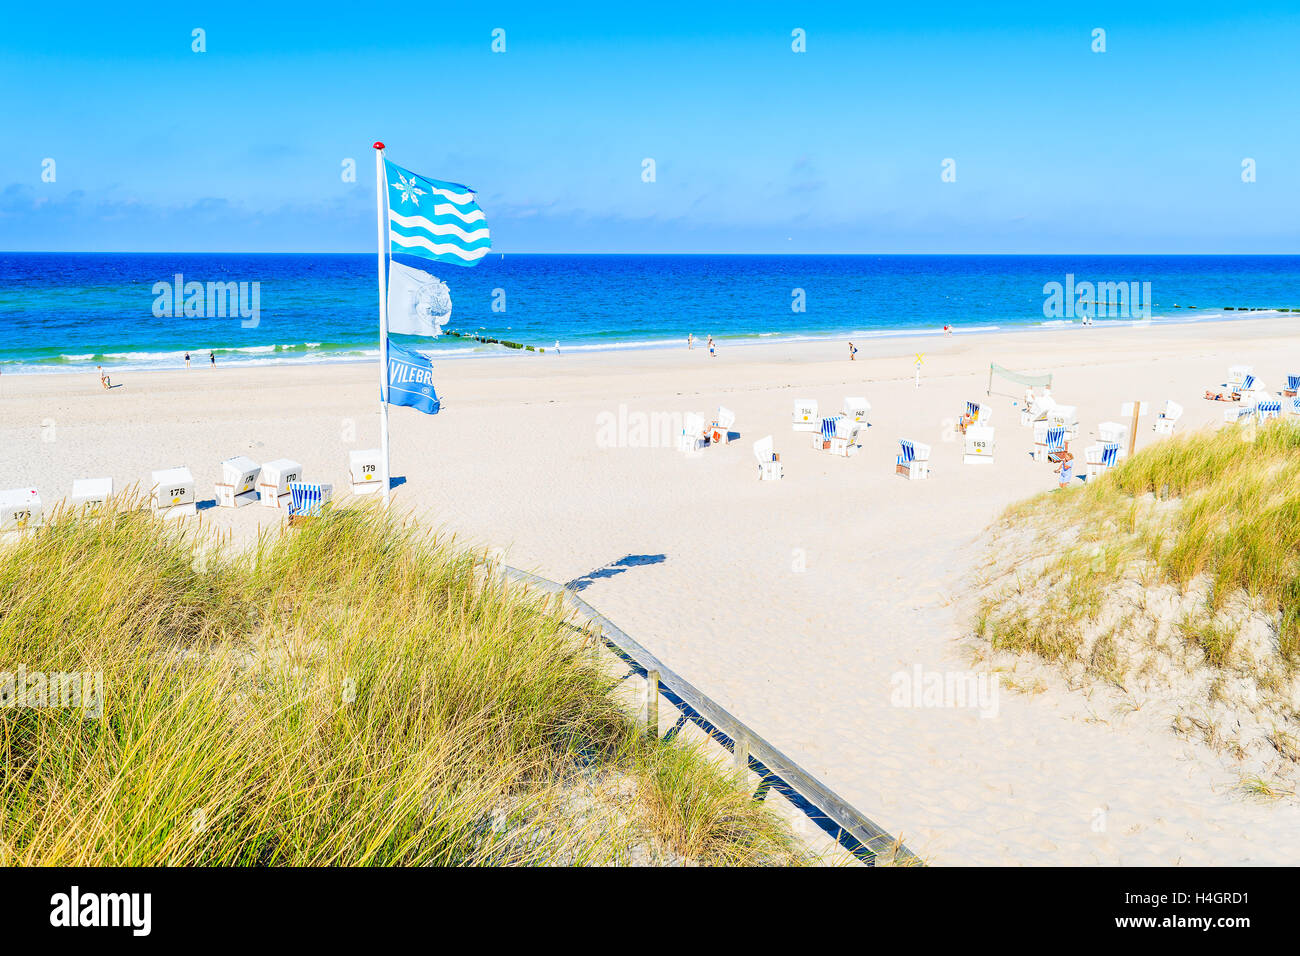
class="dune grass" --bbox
[974,418,1300,785]
[0,502,806,866]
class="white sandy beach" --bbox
[5,316,1300,866]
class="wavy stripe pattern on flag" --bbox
[385,159,490,267]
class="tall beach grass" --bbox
[0,502,805,865]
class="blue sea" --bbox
[1,254,1298,373]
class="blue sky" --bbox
[1,1,1298,253]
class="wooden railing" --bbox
[502,566,918,866]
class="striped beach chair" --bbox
[1285,374,1300,398]
[814,414,843,449]
[1288,397,1300,417]
[287,482,333,519]
[1257,398,1283,423]
[1084,442,1120,479]
[1033,423,1066,462]
[1224,404,1255,424]
[896,440,931,480]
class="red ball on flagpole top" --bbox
[373,141,385,149]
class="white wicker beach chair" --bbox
[348,449,384,495]
[151,466,196,519]
[708,406,736,445]
[752,435,782,480]
[679,413,707,453]
[963,424,995,464]
[71,477,113,510]
[215,456,260,508]
[257,459,302,508]
[0,487,42,533]
[843,396,870,424]
[896,439,931,479]
[1153,400,1183,435]
[792,398,820,432]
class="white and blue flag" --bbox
[385,159,490,266]
[386,339,440,415]
[387,259,452,336]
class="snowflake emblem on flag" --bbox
[390,172,427,207]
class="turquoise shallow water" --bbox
[1,253,1297,373]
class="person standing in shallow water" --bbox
[209,351,215,367]
[184,352,190,369]
[849,341,858,361]
[707,335,715,357]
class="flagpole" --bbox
[374,142,392,509]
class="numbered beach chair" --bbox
[1226,365,1253,389]
[1033,423,1066,462]
[1047,404,1079,439]
[963,425,995,464]
[348,449,384,495]
[896,440,931,480]
[1153,400,1183,435]
[0,488,42,533]
[151,467,196,520]
[1257,398,1283,423]
[792,398,820,432]
[829,417,861,457]
[679,413,707,453]
[708,406,736,445]
[287,482,333,520]
[752,436,782,480]
[1223,403,1254,424]
[215,456,260,508]
[843,396,870,424]
[258,459,302,508]
[71,477,113,511]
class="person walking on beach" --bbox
[97,365,110,389]
[848,341,858,361]
[209,350,215,367]
[554,340,561,355]
[1053,445,1074,489]
[687,333,694,351]
[707,335,715,357]
[184,352,191,369]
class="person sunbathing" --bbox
[958,412,974,434]
[1204,389,1237,402]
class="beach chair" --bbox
[1284,375,1300,398]
[843,397,870,424]
[71,477,113,511]
[287,482,333,520]
[679,413,707,453]
[348,449,384,494]
[258,458,302,508]
[215,456,260,508]
[1032,423,1066,462]
[829,417,861,457]
[1257,398,1283,423]
[1046,404,1079,439]
[752,436,782,480]
[1084,442,1120,479]
[1227,365,1253,388]
[1098,421,1128,456]
[1025,392,1057,424]
[963,424,995,465]
[708,406,736,445]
[1153,400,1183,435]
[896,440,931,480]
[1223,404,1254,424]
[151,467,196,520]
[792,398,820,432]
[813,414,844,450]
[1288,397,1300,417]
[0,488,42,533]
